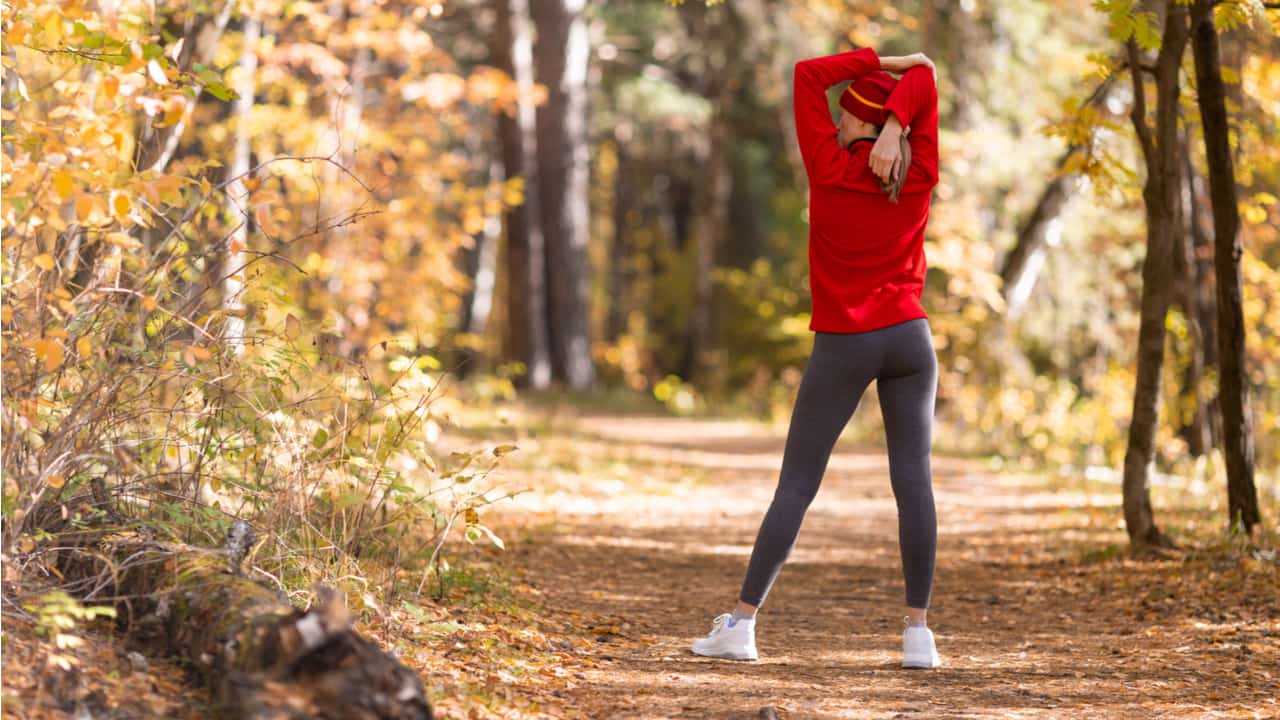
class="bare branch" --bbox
[1127,38,1156,164]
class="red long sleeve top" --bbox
[793,48,940,333]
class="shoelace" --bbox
[709,613,733,633]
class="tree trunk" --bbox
[224,17,260,355]
[1001,161,1071,319]
[1000,75,1117,317]
[606,137,632,342]
[724,147,765,271]
[923,0,986,130]
[1190,1,1260,534]
[1188,133,1221,449]
[533,0,595,390]
[455,156,503,378]
[1121,3,1189,549]
[675,0,743,383]
[1175,126,1211,457]
[318,0,374,350]
[494,0,552,389]
[681,115,730,381]
[137,0,236,174]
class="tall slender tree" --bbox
[495,0,552,389]
[1121,1,1190,549]
[224,14,261,354]
[1175,126,1212,457]
[533,0,595,389]
[1190,0,1260,534]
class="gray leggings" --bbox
[739,318,938,610]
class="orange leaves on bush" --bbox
[53,171,75,201]
[41,10,63,46]
[6,19,30,46]
[254,204,281,235]
[462,204,484,235]
[139,174,184,206]
[30,338,64,372]
[181,344,213,367]
[74,193,109,225]
[32,254,56,272]
[110,191,132,223]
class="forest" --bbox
[1,0,1278,718]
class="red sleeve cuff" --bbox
[859,47,882,72]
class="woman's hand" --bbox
[869,115,906,184]
[879,52,936,80]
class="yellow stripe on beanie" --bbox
[846,86,885,109]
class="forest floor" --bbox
[3,401,1278,719]
[433,402,1280,720]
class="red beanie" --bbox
[839,71,896,126]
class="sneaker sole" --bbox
[901,656,941,669]
[691,647,758,661]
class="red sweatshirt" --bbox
[793,48,939,333]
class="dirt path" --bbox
[472,409,1279,719]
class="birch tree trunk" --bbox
[224,16,260,355]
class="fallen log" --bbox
[57,520,433,720]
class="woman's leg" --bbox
[737,332,877,611]
[875,319,939,615]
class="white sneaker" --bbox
[691,613,758,661]
[902,616,941,668]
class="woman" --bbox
[691,47,942,669]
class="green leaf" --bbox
[1134,12,1162,51]
[401,601,429,622]
[336,491,365,510]
[204,81,237,102]
[312,428,329,448]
